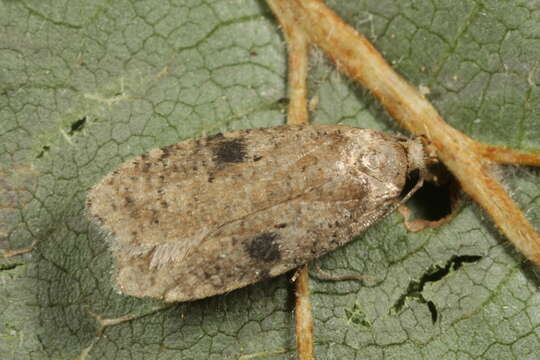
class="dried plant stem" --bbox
[475,144,540,166]
[266,0,310,125]
[293,265,314,360]
[268,0,540,265]
[267,1,314,358]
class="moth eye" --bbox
[407,168,420,184]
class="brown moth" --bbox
[86,124,425,302]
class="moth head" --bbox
[398,138,429,201]
[404,138,426,177]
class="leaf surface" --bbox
[1,0,539,359]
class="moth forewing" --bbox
[86,124,425,302]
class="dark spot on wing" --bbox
[245,232,281,262]
[253,155,263,162]
[213,138,247,164]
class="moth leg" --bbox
[290,267,302,283]
[400,173,425,204]
[311,262,375,282]
[1,241,36,258]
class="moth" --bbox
[86,124,425,302]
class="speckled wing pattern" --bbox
[87,124,411,302]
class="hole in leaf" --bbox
[0,262,24,271]
[345,303,371,327]
[401,162,461,231]
[392,254,482,324]
[427,301,437,323]
[36,145,50,159]
[408,181,452,221]
[68,116,87,136]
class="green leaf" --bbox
[1,0,539,359]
